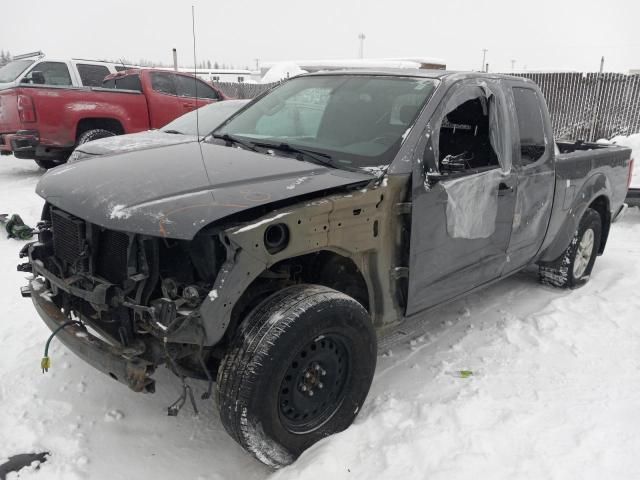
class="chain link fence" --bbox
[510,72,640,141]
[213,81,280,99]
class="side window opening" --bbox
[102,74,142,92]
[77,64,110,87]
[437,97,499,174]
[175,75,219,100]
[151,72,177,95]
[21,61,72,87]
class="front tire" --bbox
[539,208,602,288]
[216,285,377,467]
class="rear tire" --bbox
[77,129,116,145]
[539,208,602,288]
[34,159,61,169]
[216,284,376,467]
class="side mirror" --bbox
[23,71,46,85]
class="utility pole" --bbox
[510,59,516,72]
[358,33,366,59]
[588,56,606,142]
[172,48,178,71]
[481,49,488,72]
[254,58,260,71]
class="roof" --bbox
[103,68,204,81]
[303,69,526,82]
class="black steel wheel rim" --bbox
[278,333,351,434]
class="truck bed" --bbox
[539,141,632,262]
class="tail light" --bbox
[628,158,634,191]
[17,95,36,123]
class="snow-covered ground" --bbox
[0,153,639,480]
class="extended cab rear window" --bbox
[102,74,142,92]
[513,87,547,164]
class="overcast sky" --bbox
[2,0,639,73]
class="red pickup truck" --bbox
[0,66,226,168]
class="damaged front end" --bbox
[20,204,226,393]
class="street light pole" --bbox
[358,33,366,59]
[481,49,488,72]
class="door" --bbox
[406,80,517,316]
[146,71,184,128]
[506,86,555,270]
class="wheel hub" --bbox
[298,362,327,397]
[573,227,595,279]
[278,334,350,434]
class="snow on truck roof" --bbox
[302,69,531,82]
[262,57,446,69]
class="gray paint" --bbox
[71,130,198,160]
[37,141,375,239]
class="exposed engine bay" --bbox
[21,204,228,392]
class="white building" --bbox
[260,56,446,81]
[178,68,259,84]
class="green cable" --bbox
[41,321,82,373]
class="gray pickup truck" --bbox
[20,70,632,467]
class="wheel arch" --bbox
[75,117,125,140]
[588,195,610,254]
[538,173,612,263]
[226,250,372,344]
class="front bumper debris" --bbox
[29,278,155,393]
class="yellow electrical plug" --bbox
[41,356,51,373]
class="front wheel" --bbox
[539,208,602,288]
[216,285,377,467]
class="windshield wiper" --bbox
[211,133,258,152]
[163,129,184,135]
[250,141,336,168]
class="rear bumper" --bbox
[0,130,39,158]
[626,188,640,206]
[29,277,155,393]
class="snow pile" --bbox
[610,133,640,189]
[261,62,307,83]
[275,209,640,479]
[1,155,640,479]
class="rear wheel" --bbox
[34,159,61,170]
[216,284,376,467]
[77,129,116,145]
[539,208,602,288]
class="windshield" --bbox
[0,59,35,83]
[213,75,437,169]
[162,100,248,136]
